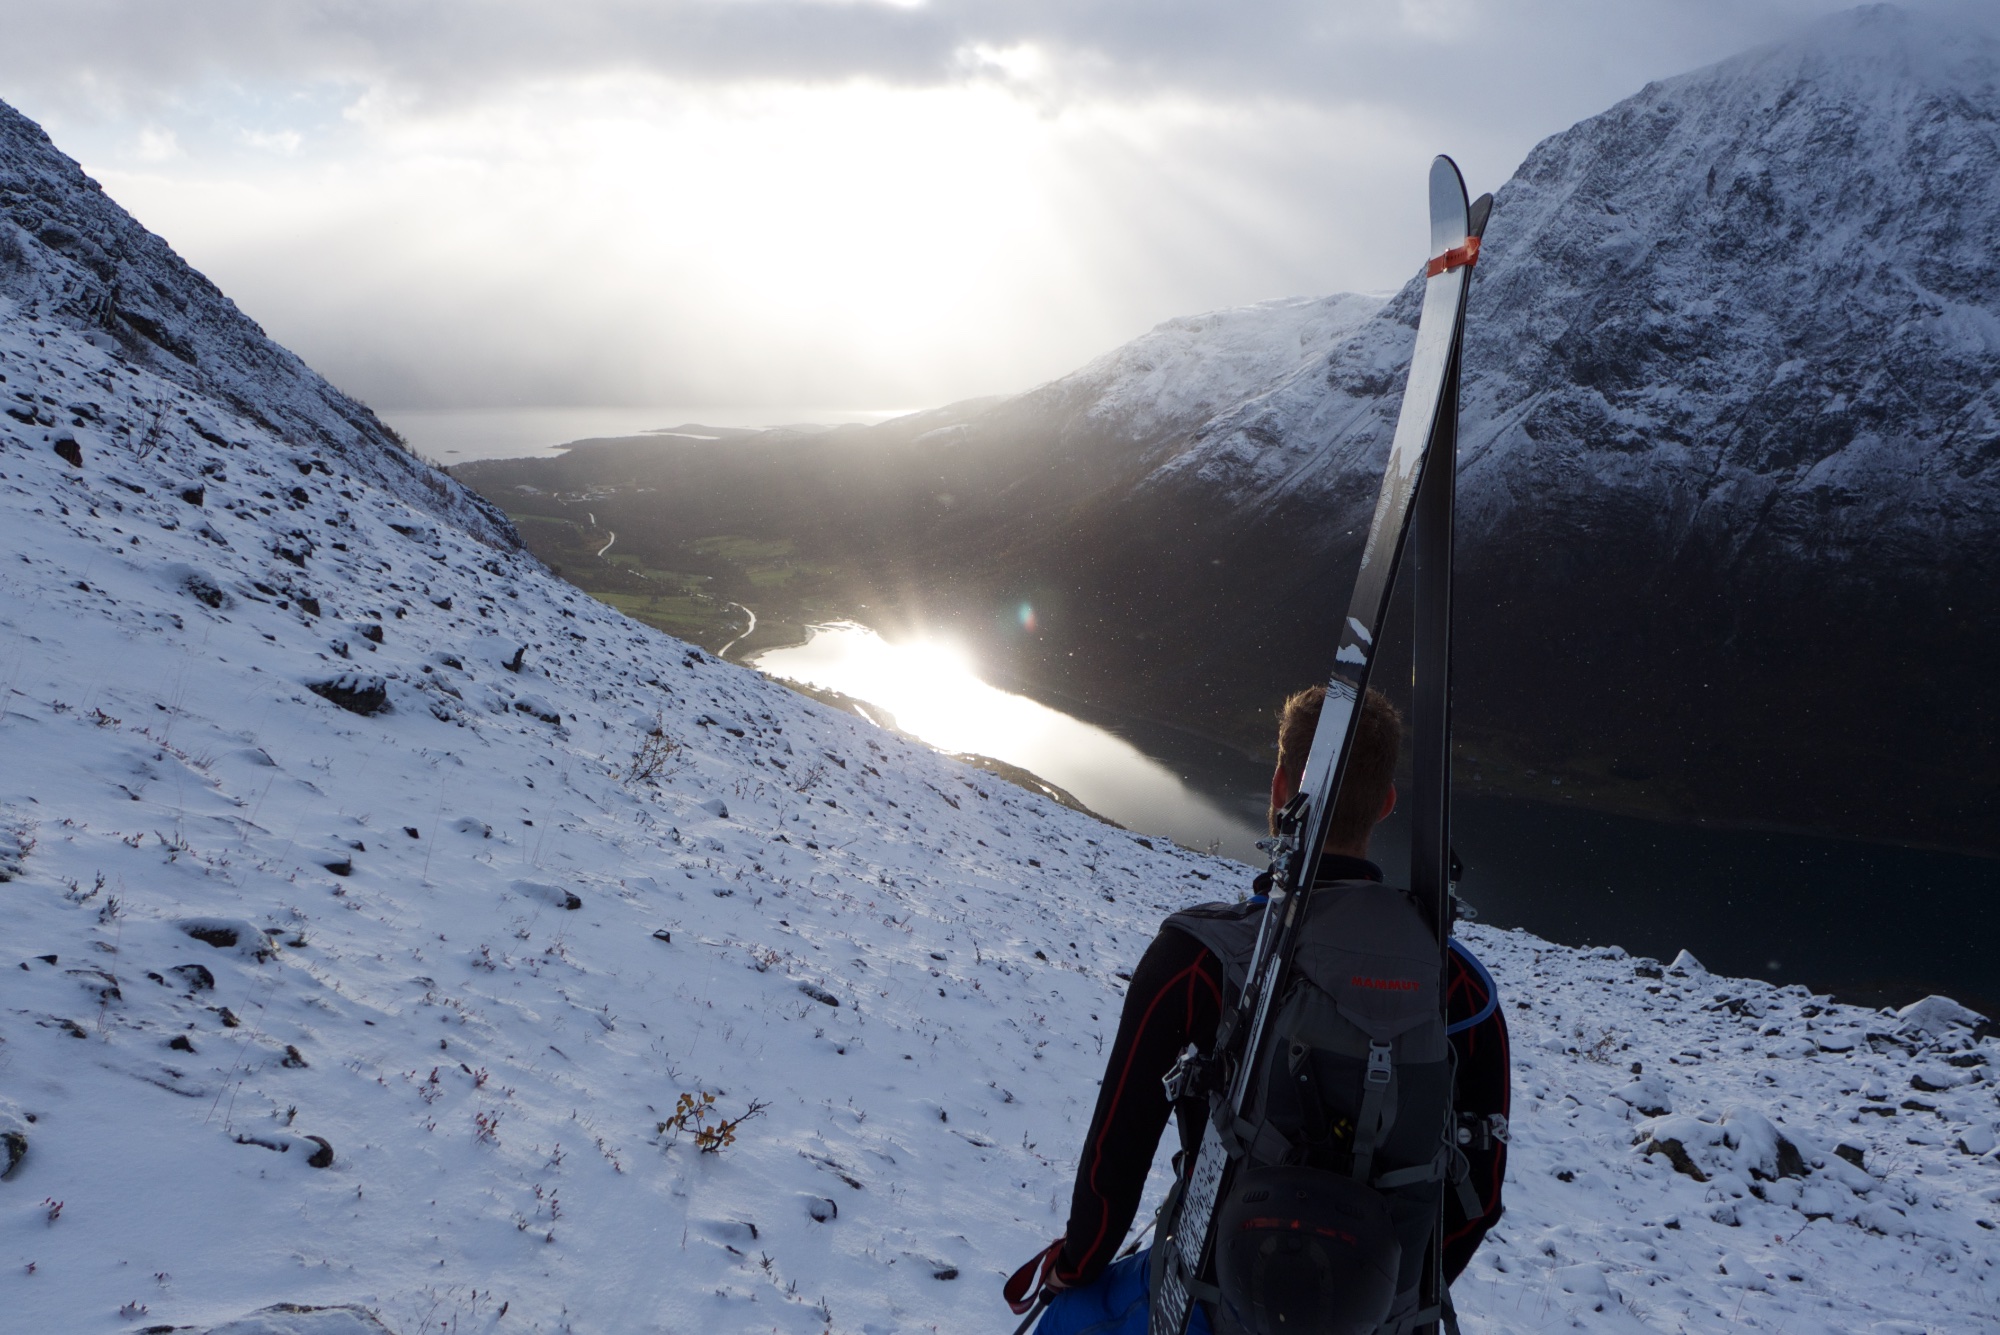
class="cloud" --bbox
[1,1,1870,414]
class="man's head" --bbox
[1270,683,1402,854]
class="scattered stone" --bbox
[179,918,274,960]
[1833,1143,1866,1170]
[168,1034,195,1053]
[1640,1135,1709,1181]
[304,1135,334,1169]
[513,694,562,725]
[1,1097,28,1179]
[307,673,389,717]
[203,1301,394,1334]
[322,859,353,877]
[798,983,840,1008]
[652,929,672,943]
[282,1045,308,1068]
[171,963,215,992]
[512,879,582,911]
[51,434,81,468]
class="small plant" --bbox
[620,716,681,784]
[119,1301,148,1318]
[659,1091,769,1154]
[42,1199,63,1224]
[473,1110,503,1144]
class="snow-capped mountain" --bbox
[466,7,2000,854]
[883,4,2000,854]
[2,90,1997,1335]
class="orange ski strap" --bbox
[1426,234,1480,277]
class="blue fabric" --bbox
[1032,1250,1212,1335]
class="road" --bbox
[717,603,756,659]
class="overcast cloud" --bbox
[3,0,1862,416]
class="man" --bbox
[1006,685,1510,1333]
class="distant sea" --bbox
[380,405,915,466]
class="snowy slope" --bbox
[2,98,1998,1335]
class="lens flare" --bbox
[1018,602,1036,633]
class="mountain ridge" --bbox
[467,4,1999,854]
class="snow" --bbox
[2,84,1999,1335]
[1138,3,2000,578]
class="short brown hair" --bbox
[1271,682,1402,848]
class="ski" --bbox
[1149,156,1491,1335]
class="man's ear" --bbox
[1271,767,1293,811]
[1376,783,1397,824]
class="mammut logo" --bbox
[1350,976,1420,992]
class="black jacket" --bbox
[1055,856,1510,1286]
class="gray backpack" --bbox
[1156,881,1476,1335]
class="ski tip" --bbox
[1428,157,1471,255]
[1468,193,1494,241]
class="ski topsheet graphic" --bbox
[1149,156,1491,1335]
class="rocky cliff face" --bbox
[0,100,518,549]
[955,4,2000,851]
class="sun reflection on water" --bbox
[751,621,1261,861]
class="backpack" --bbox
[1155,880,1486,1335]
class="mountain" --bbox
[2,95,1996,1335]
[468,4,2000,855]
[1095,1,2000,852]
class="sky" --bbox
[2,0,1865,417]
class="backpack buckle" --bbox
[1365,1040,1394,1086]
[1163,1043,1216,1103]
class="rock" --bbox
[163,562,231,610]
[307,673,390,717]
[1668,950,1707,976]
[203,1302,395,1335]
[798,983,840,1008]
[1895,995,1989,1041]
[304,1135,334,1168]
[50,433,80,467]
[1958,1124,1997,1157]
[1612,1072,1673,1116]
[171,963,215,992]
[0,1097,29,1179]
[805,1195,838,1222]
[1639,1135,1709,1181]
[1832,1142,1866,1170]
[179,918,275,960]
[513,694,562,725]
[699,797,729,819]
[512,879,582,911]
[652,929,672,943]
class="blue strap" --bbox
[1445,940,1499,1035]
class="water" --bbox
[380,405,915,465]
[753,620,1998,1016]
[751,622,1269,862]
